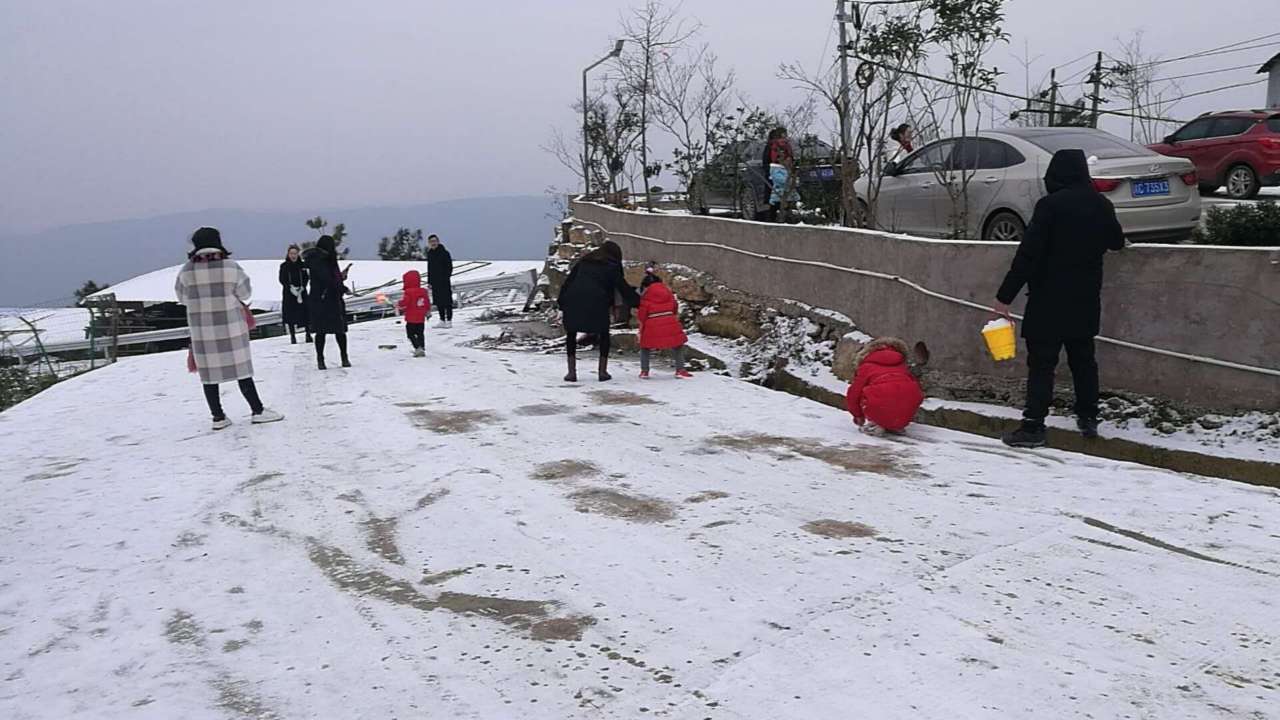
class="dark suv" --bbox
[688,137,841,218]
[1148,110,1280,199]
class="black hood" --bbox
[1044,148,1092,193]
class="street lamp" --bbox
[583,39,625,197]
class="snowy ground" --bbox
[2,309,1279,719]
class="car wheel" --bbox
[1197,183,1219,196]
[738,186,760,220]
[984,211,1025,243]
[1224,164,1260,200]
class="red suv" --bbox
[1148,110,1280,199]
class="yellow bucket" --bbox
[982,318,1017,361]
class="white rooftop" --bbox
[90,259,541,310]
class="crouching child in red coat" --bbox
[396,270,431,357]
[846,337,924,433]
[638,268,692,379]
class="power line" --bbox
[848,55,1185,124]
[1154,63,1261,83]
[1132,38,1280,70]
[1110,78,1268,114]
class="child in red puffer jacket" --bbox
[846,337,924,433]
[637,268,692,379]
[396,270,431,357]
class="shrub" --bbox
[1192,200,1280,247]
[0,364,60,412]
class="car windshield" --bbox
[1022,131,1156,159]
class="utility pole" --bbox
[835,0,856,227]
[836,0,853,160]
[1047,68,1058,127]
[1088,51,1103,129]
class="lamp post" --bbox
[583,40,625,198]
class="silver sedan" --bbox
[854,127,1202,243]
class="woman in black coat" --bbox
[557,240,639,382]
[278,244,311,344]
[304,235,351,370]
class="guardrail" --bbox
[8,267,538,357]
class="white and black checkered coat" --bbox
[175,254,254,384]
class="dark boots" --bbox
[1002,421,1047,449]
[597,354,611,382]
[564,354,578,383]
[1078,416,1100,440]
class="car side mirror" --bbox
[884,161,900,176]
[1163,135,1177,145]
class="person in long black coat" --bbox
[304,235,351,370]
[426,234,454,327]
[557,240,640,382]
[994,148,1125,448]
[278,244,311,344]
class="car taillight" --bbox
[1092,178,1121,193]
[1260,137,1280,151]
[1179,171,1198,186]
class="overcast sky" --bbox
[2,0,1277,233]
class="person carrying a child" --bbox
[846,337,923,433]
[396,269,431,357]
[637,267,692,380]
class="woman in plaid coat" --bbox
[174,227,283,430]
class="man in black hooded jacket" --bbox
[426,234,454,328]
[994,149,1125,448]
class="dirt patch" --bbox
[307,543,566,636]
[361,516,405,565]
[336,490,364,504]
[802,519,879,538]
[421,567,474,586]
[173,531,206,548]
[533,459,599,482]
[568,487,677,523]
[708,433,918,478]
[164,610,204,647]
[222,639,249,653]
[685,490,730,504]
[23,459,82,483]
[702,520,735,529]
[210,673,279,719]
[1080,516,1277,577]
[237,472,284,491]
[406,408,499,434]
[394,401,435,408]
[588,390,662,406]
[415,488,451,510]
[531,616,596,642]
[514,403,572,417]
[572,412,623,424]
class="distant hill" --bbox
[0,195,559,307]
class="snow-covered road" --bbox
[1,310,1277,719]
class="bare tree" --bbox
[618,1,700,207]
[1111,31,1183,144]
[848,3,929,228]
[921,0,1008,238]
[652,44,736,197]
[542,83,645,202]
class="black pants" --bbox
[315,332,348,361]
[203,379,263,420]
[433,286,453,322]
[1024,337,1099,425]
[287,323,311,343]
[406,322,425,350]
[566,331,610,359]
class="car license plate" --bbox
[820,167,836,179]
[1131,179,1170,198]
